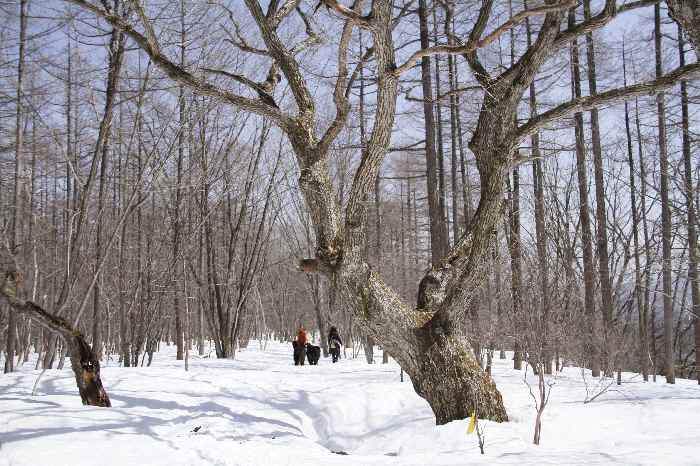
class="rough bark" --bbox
[667,0,700,52]
[338,263,507,423]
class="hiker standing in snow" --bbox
[294,326,307,365]
[328,326,342,363]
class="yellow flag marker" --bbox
[467,411,476,434]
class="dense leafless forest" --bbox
[1,0,699,424]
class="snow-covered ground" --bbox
[1,341,699,465]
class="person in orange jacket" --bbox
[293,326,307,365]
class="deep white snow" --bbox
[1,341,699,465]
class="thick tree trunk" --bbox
[410,332,505,424]
[337,262,507,423]
[69,333,111,406]
[69,0,700,428]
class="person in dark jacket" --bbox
[328,326,342,363]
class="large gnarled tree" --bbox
[58,0,700,424]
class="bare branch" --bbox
[244,0,316,120]
[318,1,361,154]
[289,6,324,54]
[267,0,282,19]
[214,3,271,56]
[516,61,700,141]
[223,26,270,55]
[342,1,398,263]
[346,46,375,97]
[404,84,483,103]
[271,0,302,28]
[128,0,159,53]
[66,0,291,127]
[552,0,659,50]
[393,0,576,77]
[464,0,495,84]
[320,0,373,27]
[1,245,74,341]
[202,68,279,108]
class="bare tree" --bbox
[622,40,648,381]
[583,0,614,375]
[418,0,449,263]
[92,2,126,360]
[5,0,29,374]
[655,4,675,384]
[677,25,700,385]
[569,7,600,377]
